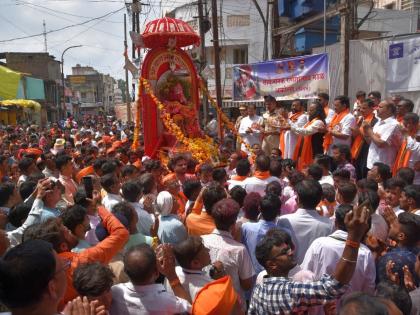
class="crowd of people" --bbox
[0,90,419,315]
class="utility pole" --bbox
[124,14,132,123]
[211,0,223,140]
[340,0,352,96]
[131,0,138,107]
[43,20,48,52]
[198,0,208,125]
[251,0,268,60]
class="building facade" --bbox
[66,64,117,117]
[0,52,61,125]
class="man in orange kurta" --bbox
[186,183,226,236]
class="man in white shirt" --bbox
[101,173,123,211]
[384,177,406,216]
[301,204,376,315]
[165,236,214,301]
[278,179,334,264]
[365,100,402,169]
[243,155,280,196]
[110,244,191,315]
[227,158,251,191]
[201,199,255,307]
[280,99,308,159]
[318,92,335,125]
[315,154,334,186]
[395,113,420,184]
[122,181,154,236]
[56,154,77,205]
[17,157,38,187]
[324,95,356,154]
[238,104,264,154]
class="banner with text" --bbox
[387,36,420,93]
[233,53,329,101]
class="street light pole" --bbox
[61,45,82,123]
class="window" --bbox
[233,46,248,64]
[81,92,86,100]
[384,2,396,9]
[227,15,250,27]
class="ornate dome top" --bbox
[142,17,200,49]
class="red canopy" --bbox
[142,17,200,49]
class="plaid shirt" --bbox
[248,274,348,315]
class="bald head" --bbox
[377,100,396,119]
[123,244,157,285]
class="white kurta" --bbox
[406,135,420,185]
[327,112,356,154]
[238,115,264,153]
[366,117,402,169]
[283,113,308,159]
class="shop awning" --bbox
[0,99,41,111]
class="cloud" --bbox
[0,0,191,81]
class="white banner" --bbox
[387,36,420,93]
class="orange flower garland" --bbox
[141,77,218,163]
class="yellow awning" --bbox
[0,99,41,111]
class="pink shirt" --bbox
[281,195,298,215]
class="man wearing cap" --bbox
[262,95,281,156]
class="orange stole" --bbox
[177,191,188,218]
[293,118,319,171]
[279,111,304,157]
[350,113,374,160]
[253,171,270,180]
[323,109,350,152]
[392,139,412,176]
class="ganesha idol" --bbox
[157,73,203,142]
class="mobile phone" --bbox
[82,176,93,199]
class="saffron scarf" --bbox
[293,118,319,171]
[323,109,350,152]
[279,111,304,157]
[253,171,270,180]
[350,113,374,160]
[392,138,412,176]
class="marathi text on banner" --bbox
[387,36,420,93]
[232,53,329,101]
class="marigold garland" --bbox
[141,77,218,163]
